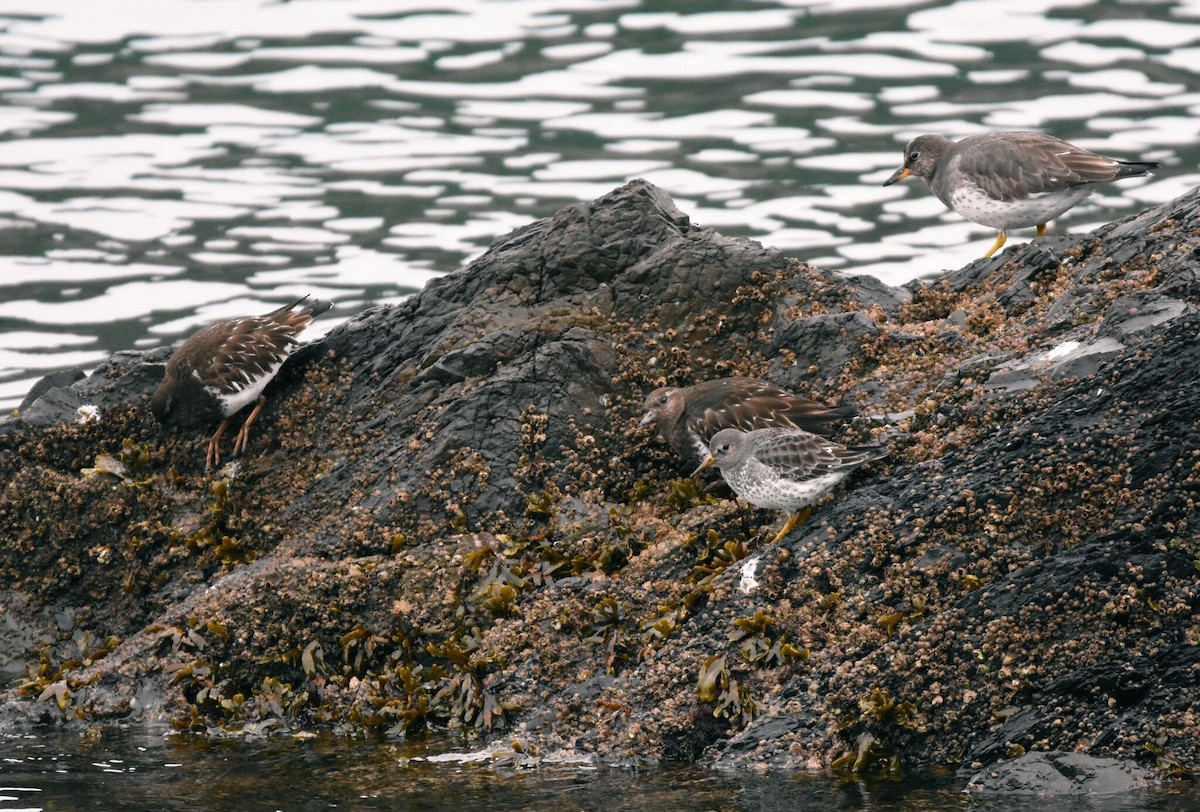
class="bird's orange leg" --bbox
[982,231,1008,259]
[205,415,236,471]
[232,395,267,457]
[1036,223,1047,237]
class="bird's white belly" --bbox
[947,183,1093,230]
[202,359,285,416]
[728,459,846,512]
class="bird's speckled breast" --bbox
[725,457,847,512]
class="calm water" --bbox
[1,0,1199,409]
[3,729,1200,811]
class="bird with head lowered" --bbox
[640,377,856,469]
[150,296,333,470]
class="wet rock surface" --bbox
[1,179,1197,790]
[965,750,1153,795]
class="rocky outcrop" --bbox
[966,751,1152,795]
[1,179,1197,787]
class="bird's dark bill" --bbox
[883,165,910,186]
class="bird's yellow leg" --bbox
[1035,223,1047,237]
[772,506,813,544]
[982,231,1008,259]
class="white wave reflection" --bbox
[545,110,775,140]
[131,104,322,128]
[904,1,1086,43]
[264,123,525,173]
[1083,17,1200,48]
[746,89,874,112]
[457,100,591,121]
[211,65,402,94]
[578,47,957,80]
[0,330,95,350]
[25,196,250,242]
[3,1,635,48]
[1161,46,1200,74]
[385,211,535,257]
[390,70,637,101]
[0,280,247,325]
[190,252,291,266]
[0,106,71,134]
[225,226,351,246]
[12,83,185,103]
[1046,68,1186,97]
[533,160,670,181]
[146,45,428,71]
[1,346,109,374]
[247,247,441,290]
[0,258,181,286]
[620,10,799,34]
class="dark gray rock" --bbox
[16,368,84,413]
[2,179,1199,786]
[6,348,169,429]
[966,751,1152,795]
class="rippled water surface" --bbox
[3,730,1200,811]
[0,0,1198,408]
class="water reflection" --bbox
[0,0,1197,407]
[3,729,1199,812]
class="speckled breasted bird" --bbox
[640,377,856,469]
[694,427,888,544]
[884,131,1158,258]
[150,296,333,470]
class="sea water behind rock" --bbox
[0,0,1198,410]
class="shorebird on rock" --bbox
[150,296,333,470]
[640,377,855,469]
[884,131,1158,258]
[694,427,888,544]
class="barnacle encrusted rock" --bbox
[1,179,1197,788]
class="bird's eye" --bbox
[909,150,920,162]
[658,394,670,405]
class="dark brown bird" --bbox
[639,377,856,468]
[150,296,333,470]
[883,132,1158,258]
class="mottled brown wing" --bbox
[957,133,1151,201]
[197,312,311,394]
[693,394,847,438]
[688,377,787,408]
[688,377,853,441]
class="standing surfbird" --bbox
[883,132,1158,258]
[693,427,888,543]
[640,377,856,468]
[150,296,333,470]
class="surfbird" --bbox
[150,296,333,470]
[883,132,1158,258]
[693,427,888,543]
[639,377,856,468]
